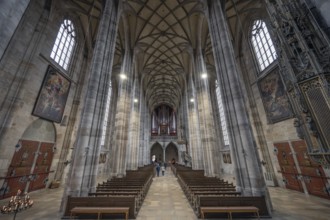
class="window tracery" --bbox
[50,19,76,70]
[251,20,277,72]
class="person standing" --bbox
[161,163,165,176]
[151,154,156,164]
[156,163,160,177]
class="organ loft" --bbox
[0,0,330,219]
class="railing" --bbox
[150,135,178,141]
[0,171,54,199]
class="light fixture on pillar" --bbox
[190,98,194,103]
[201,72,207,79]
[134,98,138,103]
[119,73,127,80]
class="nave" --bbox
[1,167,330,220]
[2,1,330,219]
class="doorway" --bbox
[1,119,56,198]
[274,140,330,199]
[165,143,178,164]
[150,143,163,163]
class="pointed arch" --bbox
[251,20,277,72]
[165,142,178,163]
[150,142,163,162]
[50,19,76,70]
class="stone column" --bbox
[64,0,118,198]
[138,90,149,167]
[208,0,267,196]
[127,70,141,170]
[186,70,203,170]
[178,92,188,144]
[104,80,118,178]
[209,83,225,177]
[194,50,219,177]
[110,46,133,176]
[178,90,192,167]
[109,10,134,176]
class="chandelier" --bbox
[1,189,33,220]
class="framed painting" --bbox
[32,66,71,123]
[258,70,293,123]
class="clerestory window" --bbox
[50,19,76,71]
[251,20,277,72]
[215,81,230,146]
[100,81,112,147]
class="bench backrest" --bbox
[64,196,136,219]
[199,196,270,217]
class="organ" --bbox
[151,104,177,136]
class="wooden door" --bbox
[292,140,329,199]
[1,140,54,199]
[28,142,55,191]
[274,142,303,192]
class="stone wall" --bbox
[0,0,30,59]
[0,0,90,189]
[309,0,330,27]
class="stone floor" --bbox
[1,168,330,220]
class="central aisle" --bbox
[136,167,198,220]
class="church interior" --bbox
[1,0,330,219]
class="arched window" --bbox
[50,19,76,70]
[251,20,277,72]
[101,81,112,147]
[215,81,229,146]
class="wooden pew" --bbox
[89,191,144,207]
[200,206,259,220]
[64,196,137,219]
[65,165,155,219]
[70,206,129,220]
[177,174,236,198]
[93,166,153,212]
[96,187,142,191]
[191,192,241,209]
[188,187,236,192]
[197,196,270,218]
[175,166,270,219]
[184,186,236,195]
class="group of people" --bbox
[152,155,177,177]
[155,161,166,177]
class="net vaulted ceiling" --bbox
[60,0,262,112]
[114,0,212,111]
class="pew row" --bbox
[198,196,270,218]
[173,164,270,219]
[200,206,259,220]
[64,196,136,219]
[64,165,154,219]
[70,206,129,220]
